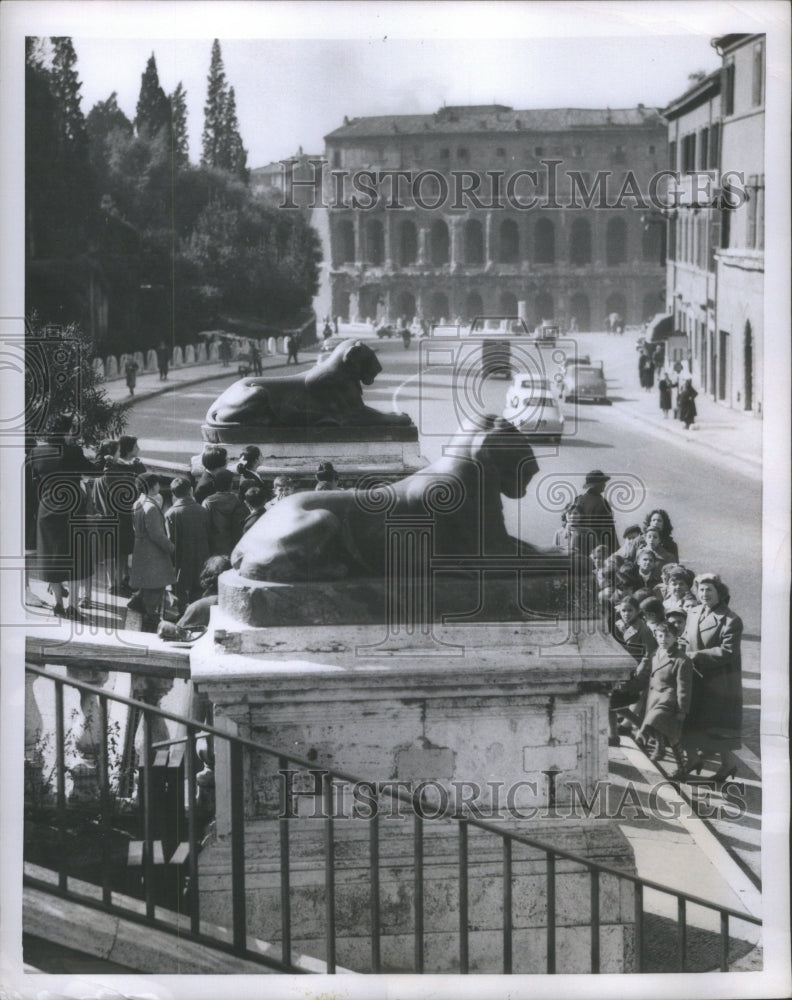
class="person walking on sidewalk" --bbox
[658,370,676,418]
[677,378,698,430]
[124,357,139,396]
[156,340,171,380]
[286,332,300,364]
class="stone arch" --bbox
[430,220,450,264]
[428,291,449,322]
[499,291,518,315]
[338,219,355,264]
[396,291,416,321]
[400,220,418,265]
[535,293,554,326]
[642,221,663,263]
[366,219,385,266]
[499,219,520,262]
[534,218,555,264]
[334,289,351,322]
[606,217,628,266]
[463,219,484,264]
[360,285,384,321]
[642,291,664,320]
[569,218,592,266]
[569,293,591,330]
[605,292,627,324]
[464,291,484,319]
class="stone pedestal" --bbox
[193,425,426,484]
[190,606,637,972]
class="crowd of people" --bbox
[637,339,698,430]
[26,427,343,635]
[559,471,744,784]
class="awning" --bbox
[648,313,673,342]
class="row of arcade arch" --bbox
[333,216,663,268]
[337,288,662,328]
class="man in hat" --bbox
[314,461,340,491]
[568,470,617,619]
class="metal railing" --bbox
[25,664,761,974]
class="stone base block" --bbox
[217,568,570,628]
[197,818,636,974]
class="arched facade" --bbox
[606,218,628,266]
[535,293,554,325]
[534,218,555,264]
[499,291,518,315]
[569,293,591,330]
[396,290,416,321]
[464,291,484,319]
[499,219,520,263]
[366,220,385,266]
[463,220,484,264]
[569,219,592,266]
[400,220,418,266]
[428,290,450,321]
[430,220,450,265]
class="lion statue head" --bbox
[456,415,540,500]
[311,339,382,387]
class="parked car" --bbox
[503,373,565,442]
[534,322,560,344]
[376,324,397,339]
[560,363,610,404]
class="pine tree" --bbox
[170,82,189,167]
[201,39,226,168]
[50,37,88,153]
[135,53,171,140]
[223,86,248,181]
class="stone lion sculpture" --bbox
[205,338,412,431]
[231,415,560,581]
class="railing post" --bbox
[413,810,424,973]
[368,785,381,974]
[230,740,247,953]
[502,837,513,974]
[98,695,112,907]
[634,881,644,972]
[54,679,67,891]
[323,772,337,973]
[141,711,155,920]
[458,819,469,973]
[720,911,729,971]
[185,725,201,937]
[590,868,600,973]
[546,851,556,973]
[24,667,47,806]
[676,896,687,971]
[278,757,292,969]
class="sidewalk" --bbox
[579,331,763,480]
[103,349,314,407]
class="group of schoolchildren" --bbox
[586,509,715,776]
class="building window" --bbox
[668,140,677,171]
[648,144,656,155]
[708,122,720,169]
[723,59,735,116]
[573,144,583,157]
[681,133,696,173]
[606,217,627,265]
[534,146,544,157]
[439,147,450,160]
[332,149,341,168]
[752,41,764,106]
[496,147,506,159]
[569,218,592,266]
[611,145,626,164]
[746,174,765,249]
[699,128,709,170]
[457,147,469,162]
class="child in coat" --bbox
[636,619,693,773]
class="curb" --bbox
[612,402,762,479]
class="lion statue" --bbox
[205,338,412,430]
[231,415,563,582]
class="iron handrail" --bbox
[25,664,762,975]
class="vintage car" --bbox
[502,373,565,442]
[560,362,610,404]
[375,324,397,339]
[534,321,560,344]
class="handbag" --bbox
[160,589,183,623]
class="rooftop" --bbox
[325,105,665,141]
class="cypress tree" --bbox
[201,39,226,168]
[50,37,88,153]
[170,82,189,167]
[135,53,171,139]
[223,86,248,181]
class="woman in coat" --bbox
[677,379,698,429]
[657,371,676,418]
[29,416,96,619]
[680,573,743,782]
[128,472,174,626]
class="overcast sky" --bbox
[68,33,724,168]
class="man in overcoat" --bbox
[165,477,210,606]
[129,472,174,627]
